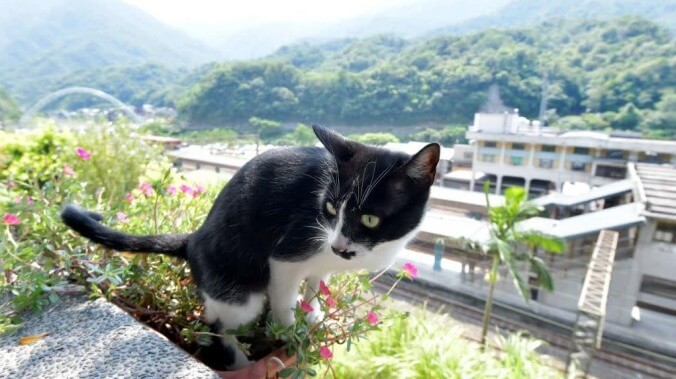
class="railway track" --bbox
[373,274,676,379]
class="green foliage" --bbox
[178,17,674,138]
[479,185,565,348]
[329,307,560,378]
[408,126,468,146]
[348,133,399,145]
[292,124,317,146]
[249,117,285,141]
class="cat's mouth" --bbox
[332,247,357,260]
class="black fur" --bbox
[61,125,440,305]
[61,204,189,258]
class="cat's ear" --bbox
[400,143,440,185]
[312,124,359,162]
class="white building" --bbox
[465,110,676,196]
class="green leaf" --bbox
[530,256,554,291]
[279,367,296,378]
[496,239,530,300]
[519,232,566,253]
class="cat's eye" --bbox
[361,214,380,228]
[326,202,337,216]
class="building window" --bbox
[641,152,664,164]
[571,162,586,171]
[484,141,497,148]
[573,147,590,155]
[654,223,676,243]
[605,149,625,160]
[464,152,473,160]
[512,143,525,150]
[510,156,523,166]
[538,159,554,169]
[595,165,626,179]
[640,275,676,301]
[541,145,556,152]
[482,154,496,163]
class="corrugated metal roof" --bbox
[519,202,645,239]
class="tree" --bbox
[349,132,399,145]
[292,123,316,146]
[479,183,565,349]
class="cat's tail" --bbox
[60,204,189,259]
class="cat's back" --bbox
[206,146,331,220]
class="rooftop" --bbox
[531,179,634,208]
[634,163,676,221]
[520,202,646,240]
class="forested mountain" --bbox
[430,0,676,36]
[177,17,675,137]
[184,0,675,60]
[0,0,218,104]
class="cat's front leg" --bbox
[304,274,330,324]
[268,260,304,327]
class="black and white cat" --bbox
[61,125,439,369]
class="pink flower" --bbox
[124,193,134,203]
[299,299,314,313]
[63,164,75,177]
[6,180,17,189]
[193,184,206,195]
[14,196,34,205]
[319,280,331,296]
[402,262,418,279]
[116,212,128,223]
[138,182,154,197]
[166,185,177,196]
[3,213,20,225]
[325,296,337,308]
[76,147,92,160]
[366,311,379,326]
[318,345,333,359]
[179,184,194,197]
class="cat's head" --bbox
[312,125,440,268]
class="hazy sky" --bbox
[123,0,418,28]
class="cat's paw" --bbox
[305,309,325,325]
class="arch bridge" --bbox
[19,86,142,126]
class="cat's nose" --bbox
[331,245,347,255]
[331,245,356,259]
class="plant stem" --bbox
[480,254,500,351]
[153,194,159,234]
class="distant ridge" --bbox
[0,0,219,103]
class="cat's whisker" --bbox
[361,161,397,205]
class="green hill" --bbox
[0,0,218,104]
[178,17,675,138]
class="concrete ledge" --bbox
[0,295,219,379]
